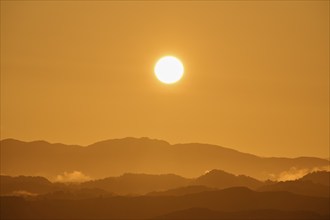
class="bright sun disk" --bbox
[154,56,184,84]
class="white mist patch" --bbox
[277,165,330,181]
[12,190,38,197]
[55,171,91,183]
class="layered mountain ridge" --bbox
[1,137,328,180]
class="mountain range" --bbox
[1,137,328,180]
[1,137,329,219]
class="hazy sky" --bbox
[1,1,329,158]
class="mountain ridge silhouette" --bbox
[1,186,329,219]
[1,138,328,180]
[1,170,329,198]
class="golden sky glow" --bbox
[0,1,329,157]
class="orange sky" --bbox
[1,1,329,158]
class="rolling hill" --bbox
[147,185,216,197]
[300,171,330,186]
[0,175,56,195]
[0,170,263,196]
[1,187,329,219]
[81,173,191,195]
[258,171,330,197]
[194,169,263,189]
[154,207,327,219]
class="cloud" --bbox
[55,171,91,183]
[276,165,330,181]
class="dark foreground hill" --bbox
[154,207,328,220]
[1,187,329,219]
[1,138,328,180]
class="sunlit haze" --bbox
[1,1,329,219]
[1,1,328,157]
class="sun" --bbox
[154,56,184,84]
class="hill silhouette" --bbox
[147,185,216,197]
[1,171,329,219]
[0,170,264,196]
[1,170,328,197]
[40,188,114,200]
[258,180,329,198]
[258,171,330,197]
[81,173,191,195]
[154,207,326,219]
[194,169,263,189]
[1,138,328,180]
[0,175,56,195]
[1,187,329,219]
[300,171,330,186]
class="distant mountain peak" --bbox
[89,137,170,147]
[199,169,237,180]
[204,169,234,176]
